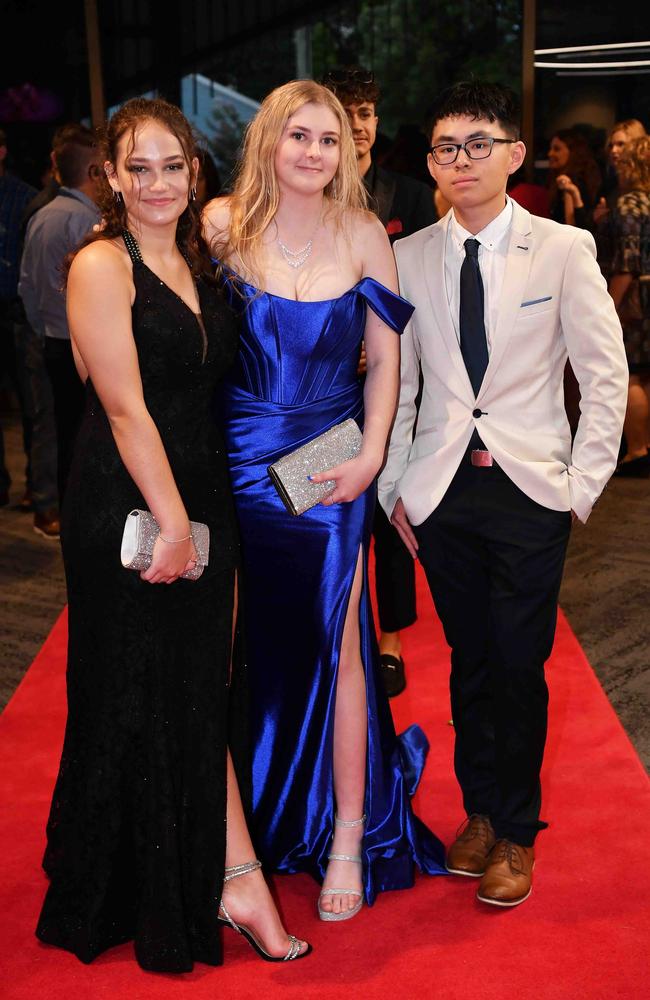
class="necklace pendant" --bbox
[277,238,313,270]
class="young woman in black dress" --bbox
[35,98,309,972]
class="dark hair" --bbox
[549,128,601,206]
[71,97,211,280]
[196,148,222,203]
[52,122,94,154]
[56,125,97,187]
[428,80,521,141]
[0,128,6,147]
[322,66,380,108]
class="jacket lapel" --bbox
[477,202,534,401]
[422,214,475,397]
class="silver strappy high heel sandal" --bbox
[318,814,366,922]
[218,860,311,961]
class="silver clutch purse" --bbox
[120,509,210,581]
[267,419,363,516]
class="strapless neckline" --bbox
[218,263,402,306]
[235,276,363,305]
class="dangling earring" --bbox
[113,190,123,203]
[190,186,197,201]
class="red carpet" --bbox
[1,564,649,1000]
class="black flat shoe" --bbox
[218,860,312,962]
[614,454,650,478]
[380,654,406,698]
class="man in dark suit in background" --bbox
[324,68,436,698]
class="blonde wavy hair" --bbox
[617,135,650,193]
[608,118,647,146]
[213,79,368,286]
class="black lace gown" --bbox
[36,236,243,973]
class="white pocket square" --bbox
[521,296,553,307]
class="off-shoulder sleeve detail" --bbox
[356,277,415,334]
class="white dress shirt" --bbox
[444,196,513,353]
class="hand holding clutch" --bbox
[267,419,363,516]
[314,449,381,506]
[121,509,210,581]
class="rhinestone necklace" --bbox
[276,214,322,269]
[276,236,313,269]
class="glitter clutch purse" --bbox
[267,419,363,516]
[120,509,210,581]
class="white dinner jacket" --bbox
[378,201,628,525]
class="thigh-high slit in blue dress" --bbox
[219,273,446,904]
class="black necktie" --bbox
[459,238,489,397]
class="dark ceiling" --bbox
[2,1,649,124]
[0,0,338,119]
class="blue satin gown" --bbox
[219,274,446,904]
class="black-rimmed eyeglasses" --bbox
[428,137,515,165]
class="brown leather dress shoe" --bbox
[477,839,535,907]
[446,814,495,877]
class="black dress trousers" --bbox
[414,451,572,846]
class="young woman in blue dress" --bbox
[204,80,445,922]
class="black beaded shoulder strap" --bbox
[122,228,143,264]
[122,227,194,272]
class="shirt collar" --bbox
[449,196,513,254]
[59,186,98,213]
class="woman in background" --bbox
[609,135,650,476]
[594,119,647,278]
[595,118,647,221]
[547,128,601,228]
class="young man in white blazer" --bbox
[378,81,628,907]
